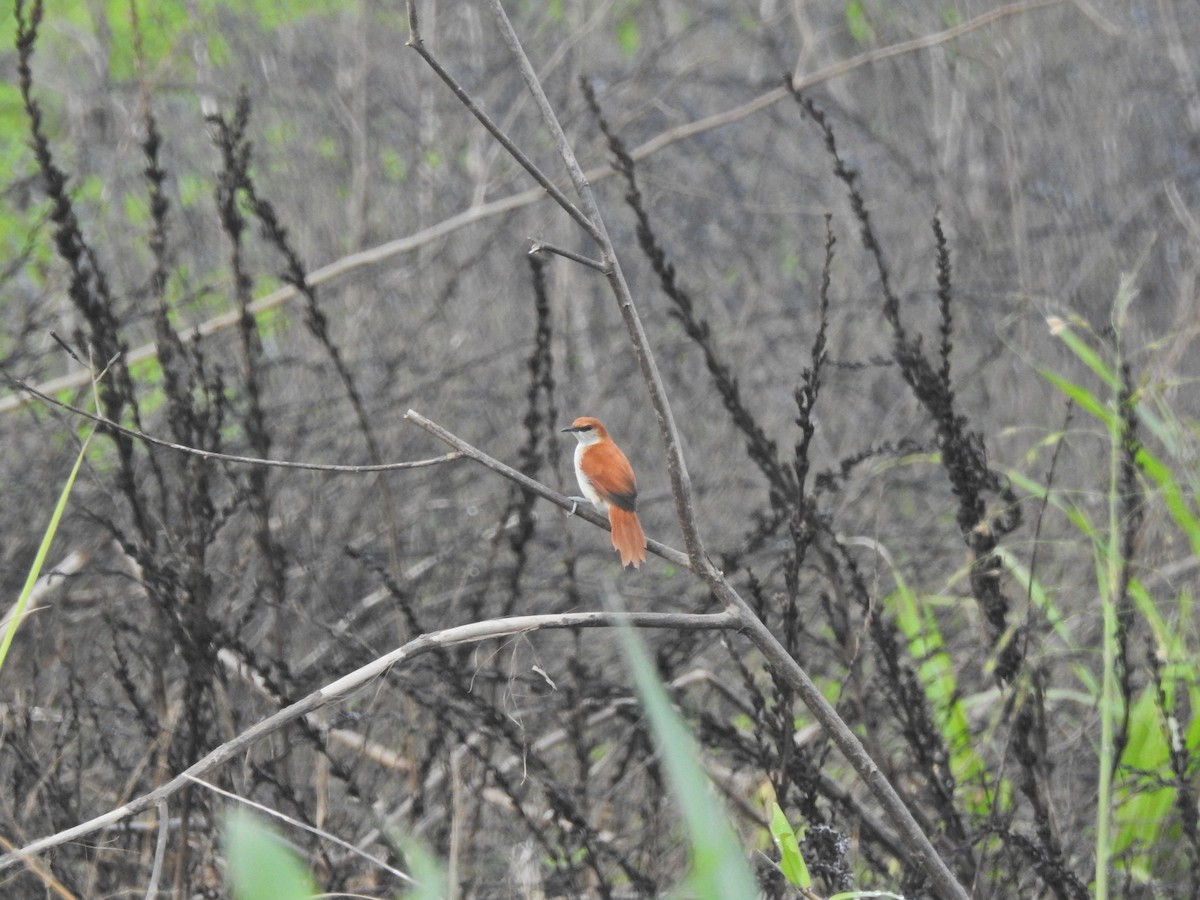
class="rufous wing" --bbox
[580,441,638,511]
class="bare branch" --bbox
[142,802,169,900]
[634,0,1069,162]
[483,0,708,570]
[186,775,416,886]
[408,407,971,898]
[0,608,735,873]
[403,0,599,242]
[15,379,462,473]
[528,239,607,273]
[483,0,598,218]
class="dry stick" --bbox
[0,4,1061,886]
[12,380,462,473]
[0,0,1069,418]
[184,774,414,886]
[0,835,73,900]
[142,801,169,900]
[527,239,607,273]
[356,666,779,853]
[0,609,735,874]
[630,0,1069,163]
[385,433,911,866]
[460,4,971,897]
[404,1,599,244]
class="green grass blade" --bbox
[0,427,93,677]
[613,616,758,899]
[1038,368,1113,425]
[1051,323,1120,390]
[768,802,811,888]
[886,574,992,805]
[1134,447,1200,558]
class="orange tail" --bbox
[609,507,647,569]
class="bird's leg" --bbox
[565,496,588,516]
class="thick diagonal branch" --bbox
[403,412,968,898]
[408,6,972,895]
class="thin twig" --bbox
[528,239,607,273]
[634,0,1069,162]
[404,1,599,243]
[142,801,169,900]
[186,775,416,886]
[0,833,73,899]
[0,608,736,873]
[14,380,463,473]
[485,0,597,218]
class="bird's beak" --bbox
[560,425,577,433]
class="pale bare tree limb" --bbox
[141,801,169,900]
[481,0,709,567]
[0,609,735,873]
[633,0,1071,162]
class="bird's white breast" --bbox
[573,443,605,509]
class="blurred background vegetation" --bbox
[2,0,1200,896]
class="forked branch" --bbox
[404,5,970,896]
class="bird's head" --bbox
[562,416,608,444]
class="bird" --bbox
[561,416,647,569]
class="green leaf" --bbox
[380,147,409,182]
[884,570,993,808]
[123,190,150,226]
[1111,685,1186,858]
[616,16,640,57]
[769,803,811,887]
[224,809,318,900]
[1135,446,1200,559]
[316,136,340,161]
[845,1,875,44]
[0,428,93,677]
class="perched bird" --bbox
[561,416,647,568]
